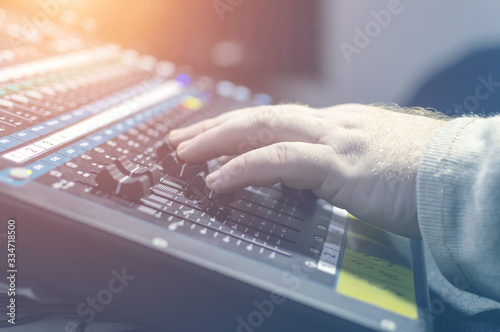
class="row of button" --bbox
[0,91,199,185]
[0,76,164,151]
[0,60,153,131]
[1,81,184,163]
[0,44,121,83]
[0,49,164,140]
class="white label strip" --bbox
[316,210,347,276]
[2,80,183,164]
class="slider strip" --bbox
[2,80,183,164]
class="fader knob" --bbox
[156,137,175,160]
[114,156,161,184]
[133,165,162,185]
[207,188,235,205]
[95,163,153,200]
[179,162,208,181]
[95,164,127,193]
[161,154,183,177]
[118,175,151,201]
[186,173,209,200]
[187,173,234,204]
[161,153,208,181]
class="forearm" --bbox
[417,115,500,303]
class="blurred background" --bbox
[2,0,500,115]
[1,1,500,330]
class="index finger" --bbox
[169,106,264,146]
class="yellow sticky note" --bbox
[337,248,418,320]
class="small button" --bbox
[40,86,56,96]
[11,94,29,104]
[310,247,321,254]
[41,154,71,166]
[34,78,46,86]
[26,90,43,100]
[65,80,79,90]
[20,81,34,89]
[9,168,31,180]
[0,99,14,108]
[57,146,85,158]
[6,84,20,93]
[53,83,68,93]
[0,136,23,149]
[314,235,325,242]
[47,74,58,82]
[26,161,56,178]
[304,260,317,269]
[12,130,40,142]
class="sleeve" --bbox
[417,115,500,305]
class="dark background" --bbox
[2,0,321,95]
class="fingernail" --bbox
[206,170,221,191]
[169,129,181,141]
[177,139,192,155]
[217,156,227,165]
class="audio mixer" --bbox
[0,10,431,332]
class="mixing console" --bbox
[0,9,345,287]
[0,9,430,332]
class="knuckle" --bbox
[272,142,290,166]
[202,119,215,132]
[252,109,274,128]
[256,108,286,133]
[330,132,368,159]
[204,126,220,143]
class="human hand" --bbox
[169,103,447,238]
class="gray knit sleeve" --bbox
[417,116,500,305]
